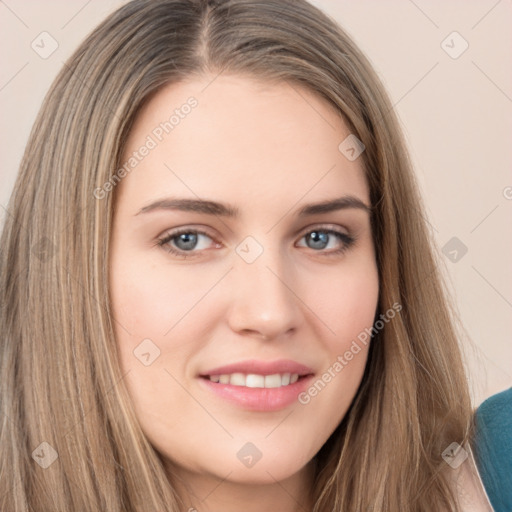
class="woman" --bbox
[0,0,494,510]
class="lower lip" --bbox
[198,375,314,412]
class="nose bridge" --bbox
[227,236,302,338]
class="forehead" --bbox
[116,74,369,216]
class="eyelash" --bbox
[156,226,356,259]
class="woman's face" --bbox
[110,75,379,499]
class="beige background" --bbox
[0,0,510,406]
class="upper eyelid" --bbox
[158,224,352,251]
[159,223,350,241]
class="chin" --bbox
[165,446,315,486]
[207,458,313,485]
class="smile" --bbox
[197,359,315,411]
[205,372,300,388]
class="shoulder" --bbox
[472,387,512,512]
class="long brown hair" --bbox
[0,0,473,510]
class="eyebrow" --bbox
[135,195,372,217]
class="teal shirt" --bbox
[473,387,512,512]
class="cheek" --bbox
[295,259,378,419]
[109,257,206,438]
[110,254,214,341]
[109,255,222,409]
[303,257,379,341]
[336,273,379,341]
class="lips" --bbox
[197,359,315,411]
[199,359,314,378]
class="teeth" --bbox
[264,374,282,388]
[230,373,246,386]
[246,374,265,388]
[207,372,300,388]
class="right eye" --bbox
[156,228,221,258]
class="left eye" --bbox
[157,227,354,258]
[297,229,353,253]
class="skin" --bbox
[109,74,379,511]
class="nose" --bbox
[226,247,304,340]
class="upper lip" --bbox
[199,359,315,377]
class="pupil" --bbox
[176,233,197,250]
[309,231,328,249]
